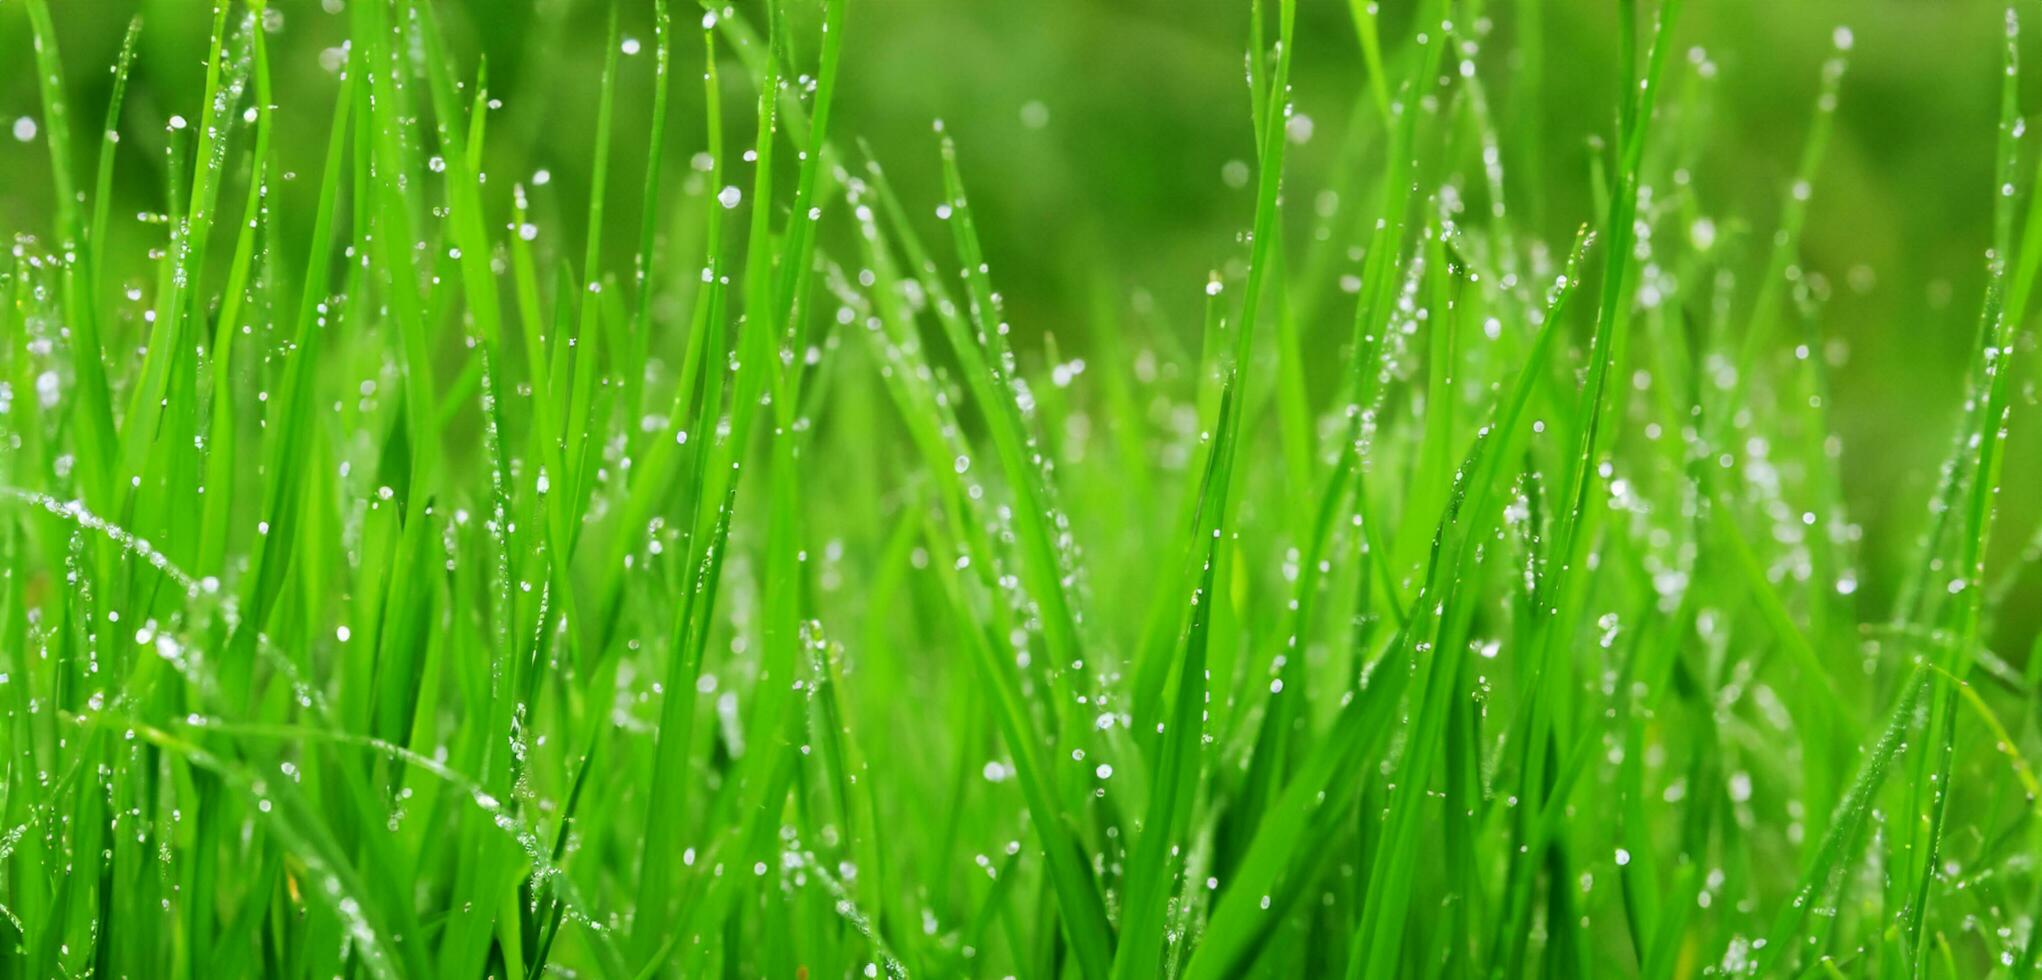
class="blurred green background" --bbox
[3,0,2036,636]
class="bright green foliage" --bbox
[1,1,2040,978]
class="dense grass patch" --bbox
[3,0,2041,976]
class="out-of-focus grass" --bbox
[2,0,2041,977]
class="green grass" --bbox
[3,0,2042,977]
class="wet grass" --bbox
[2,0,2040,977]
